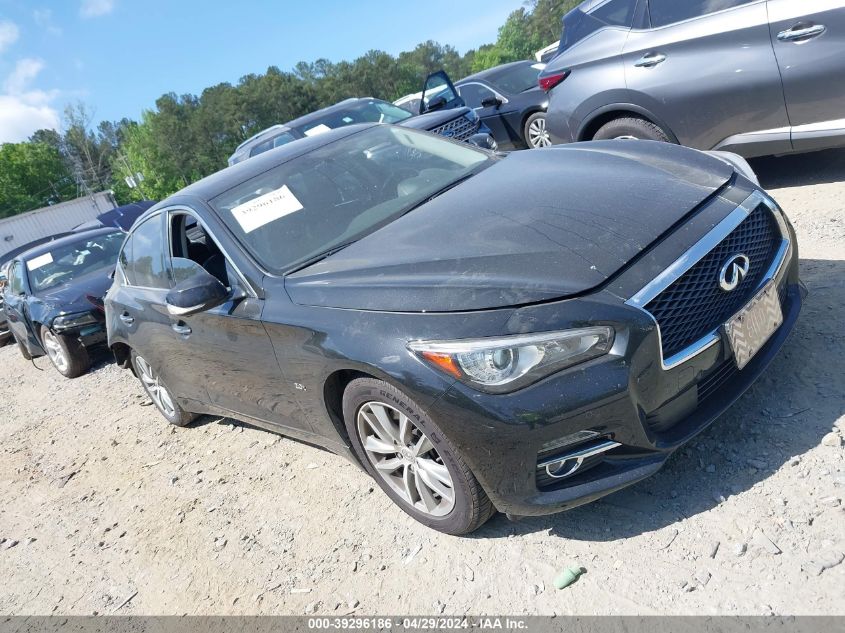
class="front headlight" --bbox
[52,312,98,332]
[409,327,615,393]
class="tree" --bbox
[0,142,76,217]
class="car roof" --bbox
[283,97,386,130]
[233,124,294,153]
[12,227,123,263]
[457,60,537,85]
[158,123,379,206]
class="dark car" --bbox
[0,266,9,347]
[538,0,845,156]
[228,96,495,166]
[107,124,802,535]
[454,61,551,149]
[3,228,125,377]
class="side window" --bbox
[122,216,170,289]
[169,213,230,288]
[8,261,25,294]
[458,84,496,109]
[591,0,638,26]
[648,0,755,28]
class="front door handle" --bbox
[119,313,134,325]
[171,322,192,336]
[634,53,667,68]
[778,24,826,42]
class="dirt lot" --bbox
[0,150,843,616]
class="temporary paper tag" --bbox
[27,253,53,271]
[230,185,304,233]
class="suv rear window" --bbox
[649,0,755,28]
[559,0,638,54]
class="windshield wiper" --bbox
[286,240,359,274]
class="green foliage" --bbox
[1,0,577,216]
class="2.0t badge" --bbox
[719,254,751,292]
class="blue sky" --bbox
[0,0,521,143]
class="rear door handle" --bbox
[634,53,667,68]
[171,322,192,336]
[778,24,826,42]
[119,313,134,325]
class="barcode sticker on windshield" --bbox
[230,185,304,233]
[27,253,53,271]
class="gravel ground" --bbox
[0,149,843,616]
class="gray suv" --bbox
[540,0,845,157]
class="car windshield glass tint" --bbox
[26,231,124,293]
[560,0,636,53]
[295,101,413,137]
[211,126,491,273]
[488,62,544,94]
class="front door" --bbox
[767,0,845,152]
[623,0,790,152]
[3,261,35,349]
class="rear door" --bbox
[623,0,790,152]
[767,0,845,152]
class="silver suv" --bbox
[539,0,845,157]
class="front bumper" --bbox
[427,192,803,517]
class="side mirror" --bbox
[165,268,229,317]
[480,96,502,108]
[425,95,447,112]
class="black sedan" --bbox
[105,125,802,534]
[3,228,124,377]
[455,60,550,149]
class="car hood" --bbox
[33,267,113,317]
[286,141,734,312]
[397,107,472,131]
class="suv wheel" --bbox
[524,112,552,148]
[131,351,196,426]
[593,116,671,143]
[342,378,495,535]
[41,325,90,378]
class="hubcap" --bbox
[136,356,176,418]
[357,401,455,517]
[42,331,68,373]
[528,117,552,148]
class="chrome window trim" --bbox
[626,190,790,370]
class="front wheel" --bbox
[131,351,196,426]
[524,112,552,148]
[593,116,671,143]
[342,378,495,535]
[41,325,90,378]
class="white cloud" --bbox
[33,9,62,35]
[0,20,20,53]
[80,0,115,18]
[0,59,60,143]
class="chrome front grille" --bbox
[627,191,790,369]
[431,115,477,141]
[644,204,781,359]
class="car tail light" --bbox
[539,70,570,92]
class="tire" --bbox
[593,116,671,143]
[40,325,90,378]
[12,332,32,360]
[130,350,196,427]
[342,378,495,535]
[523,112,552,148]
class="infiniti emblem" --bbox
[719,254,751,292]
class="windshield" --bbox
[25,231,124,293]
[292,100,413,137]
[211,125,491,273]
[487,62,545,94]
[559,0,636,54]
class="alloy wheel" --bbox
[42,330,68,373]
[136,355,176,418]
[357,401,455,517]
[528,116,552,148]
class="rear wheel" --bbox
[593,116,671,143]
[41,325,90,378]
[131,351,196,427]
[342,378,495,535]
[524,112,552,148]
